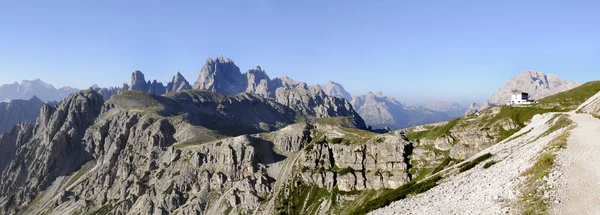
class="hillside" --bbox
[487,70,580,105]
[403,80,600,181]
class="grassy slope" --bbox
[404,80,600,184]
[537,80,600,110]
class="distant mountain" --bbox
[0,79,79,102]
[350,92,451,130]
[320,81,352,101]
[0,96,45,133]
[487,70,580,105]
[192,56,366,128]
[90,71,192,101]
[423,101,467,118]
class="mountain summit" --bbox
[487,70,580,105]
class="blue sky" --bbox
[0,0,598,105]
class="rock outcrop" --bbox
[351,92,451,130]
[0,96,45,133]
[487,70,580,105]
[0,79,79,102]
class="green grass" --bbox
[503,128,533,143]
[350,175,443,214]
[430,156,452,175]
[425,118,459,140]
[329,137,344,144]
[173,138,222,148]
[537,80,600,110]
[458,153,493,173]
[337,167,355,176]
[276,184,331,215]
[517,130,571,214]
[538,114,573,139]
[486,106,559,128]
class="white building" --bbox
[507,90,534,105]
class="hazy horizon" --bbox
[1,1,599,106]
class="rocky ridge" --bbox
[0,96,45,133]
[350,92,450,130]
[0,87,411,215]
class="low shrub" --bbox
[351,175,443,214]
[483,160,497,169]
[458,153,492,173]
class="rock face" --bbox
[488,70,580,105]
[0,87,411,215]
[320,81,352,101]
[351,92,451,130]
[0,90,104,215]
[0,96,45,133]
[192,56,366,128]
[578,90,600,116]
[0,79,79,102]
[193,56,247,95]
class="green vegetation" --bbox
[430,156,452,175]
[329,137,344,144]
[537,114,573,139]
[174,138,222,148]
[537,80,600,110]
[164,181,175,195]
[350,175,443,214]
[503,128,533,143]
[90,203,114,215]
[276,184,331,215]
[314,116,356,128]
[337,167,355,176]
[426,118,459,139]
[483,160,497,169]
[486,107,559,128]
[458,153,493,173]
[517,130,571,214]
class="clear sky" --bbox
[0,0,598,105]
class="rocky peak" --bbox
[130,70,148,91]
[320,81,352,101]
[166,72,192,93]
[129,70,167,95]
[487,70,580,105]
[193,56,247,95]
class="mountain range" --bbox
[0,79,79,103]
[0,56,595,215]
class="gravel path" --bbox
[552,113,600,214]
[370,113,566,215]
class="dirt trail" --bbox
[553,113,600,214]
